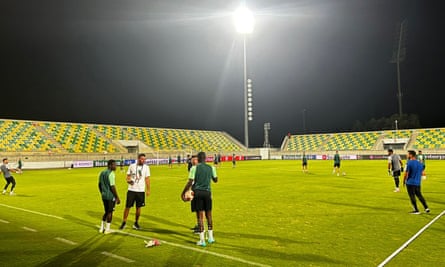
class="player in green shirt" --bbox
[333,150,341,176]
[98,160,120,234]
[181,152,218,247]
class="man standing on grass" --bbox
[388,149,403,192]
[302,152,308,173]
[119,153,150,230]
[98,159,120,234]
[232,154,236,168]
[17,158,23,174]
[1,158,18,195]
[182,152,218,247]
[403,150,430,214]
[332,150,341,176]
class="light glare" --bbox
[233,5,255,34]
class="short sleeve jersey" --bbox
[188,163,217,192]
[388,154,401,171]
[127,163,150,192]
[1,164,11,178]
[99,169,116,200]
[302,155,307,164]
[334,154,340,164]
[406,159,423,186]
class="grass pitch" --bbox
[0,160,444,266]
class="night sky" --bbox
[1,0,444,147]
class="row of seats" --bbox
[286,134,331,151]
[1,119,244,153]
[414,128,445,149]
[39,122,118,153]
[123,127,244,152]
[124,127,184,150]
[324,132,380,150]
[3,118,445,153]
[383,130,413,139]
[0,120,60,152]
[286,128,445,151]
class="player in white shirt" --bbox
[119,153,151,230]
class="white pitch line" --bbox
[23,226,37,232]
[378,209,445,267]
[0,204,65,220]
[115,229,271,267]
[0,219,10,224]
[101,252,135,263]
[1,202,268,267]
[55,237,78,245]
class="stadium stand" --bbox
[383,129,413,139]
[40,122,119,153]
[123,127,182,150]
[93,125,134,140]
[286,134,331,151]
[3,117,445,156]
[170,129,243,152]
[413,128,445,149]
[123,127,243,152]
[324,131,381,150]
[0,119,60,152]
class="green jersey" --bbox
[334,154,340,164]
[417,154,426,166]
[302,155,307,164]
[98,169,116,200]
[188,163,217,191]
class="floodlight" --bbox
[233,5,255,34]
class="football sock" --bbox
[208,230,214,240]
[106,223,111,231]
[100,221,105,229]
[199,232,205,243]
[394,177,400,188]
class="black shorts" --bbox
[194,190,212,212]
[125,191,145,208]
[334,163,340,168]
[102,199,116,213]
[302,162,307,166]
[392,170,401,177]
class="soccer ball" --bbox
[184,190,194,201]
[342,172,346,176]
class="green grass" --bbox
[0,160,444,266]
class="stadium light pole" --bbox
[234,4,254,148]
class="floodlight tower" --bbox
[263,122,271,148]
[390,19,408,117]
[234,4,254,148]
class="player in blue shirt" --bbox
[403,150,430,214]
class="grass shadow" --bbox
[35,234,127,267]
[215,241,349,265]
[318,200,399,212]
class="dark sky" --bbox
[1,0,444,147]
